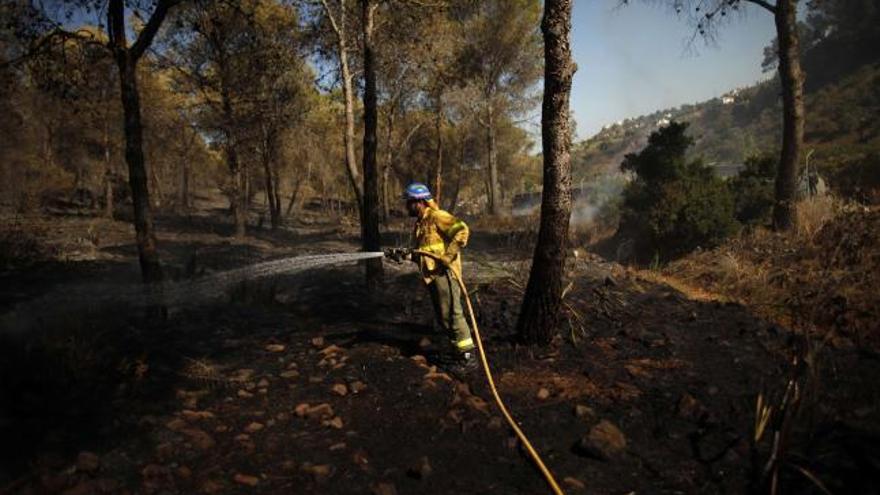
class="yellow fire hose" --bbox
[413,250,566,495]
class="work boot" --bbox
[446,351,479,378]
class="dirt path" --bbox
[2,213,878,494]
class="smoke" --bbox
[513,173,626,229]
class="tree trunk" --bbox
[103,120,114,219]
[382,110,395,221]
[116,55,163,283]
[220,78,246,237]
[434,101,443,205]
[486,104,500,215]
[772,0,805,231]
[361,0,383,284]
[446,140,464,213]
[516,0,575,345]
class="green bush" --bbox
[730,152,776,225]
[620,122,739,261]
[828,152,880,204]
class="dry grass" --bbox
[658,198,879,350]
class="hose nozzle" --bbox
[384,247,412,263]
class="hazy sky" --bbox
[570,1,776,139]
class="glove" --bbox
[441,241,461,265]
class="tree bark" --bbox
[115,56,163,283]
[103,119,114,219]
[516,0,574,345]
[434,100,443,205]
[219,74,246,237]
[486,104,500,215]
[772,0,804,231]
[361,0,383,284]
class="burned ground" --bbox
[1,209,878,494]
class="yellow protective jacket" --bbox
[413,202,469,283]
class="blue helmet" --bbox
[404,182,432,200]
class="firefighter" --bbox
[404,182,477,374]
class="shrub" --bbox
[827,152,880,204]
[619,122,739,261]
[730,152,776,225]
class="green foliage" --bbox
[620,122,739,261]
[730,153,776,225]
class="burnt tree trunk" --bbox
[219,77,246,237]
[772,0,804,231]
[434,99,443,205]
[361,0,383,284]
[103,119,114,219]
[516,0,575,345]
[486,104,500,215]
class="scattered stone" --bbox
[424,370,453,382]
[371,481,398,495]
[276,412,289,422]
[237,389,254,399]
[235,433,251,442]
[309,376,324,384]
[577,420,627,460]
[329,442,347,451]
[353,449,370,471]
[410,355,429,367]
[320,344,344,356]
[176,466,192,480]
[574,404,596,421]
[233,473,259,486]
[676,392,707,422]
[563,477,586,490]
[244,422,264,433]
[350,381,367,393]
[300,463,333,482]
[181,410,215,421]
[165,418,188,432]
[199,479,224,494]
[324,416,344,429]
[331,383,349,396]
[311,337,325,348]
[215,424,229,433]
[232,369,255,381]
[265,344,286,353]
[141,464,173,493]
[294,403,311,417]
[536,388,551,400]
[487,417,504,429]
[61,480,94,495]
[280,370,300,379]
[76,451,100,474]
[182,428,216,450]
[406,456,432,480]
[257,378,270,388]
[418,337,432,348]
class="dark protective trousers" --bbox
[427,270,475,353]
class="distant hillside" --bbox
[572,62,880,181]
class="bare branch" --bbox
[742,0,776,14]
[131,0,183,61]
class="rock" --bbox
[371,481,398,495]
[233,473,260,486]
[200,479,224,494]
[257,378,270,388]
[536,388,551,400]
[280,370,300,379]
[320,344,344,356]
[329,442,347,451]
[235,433,251,442]
[353,449,370,471]
[410,355,429,367]
[165,418,188,432]
[237,389,254,399]
[294,403,311,417]
[424,370,452,382]
[487,417,504,429]
[61,480,95,495]
[350,381,367,393]
[265,344,286,353]
[331,383,348,396]
[181,410,215,421]
[311,336,325,348]
[182,428,216,450]
[232,368,255,381]
[563,476,586,490]
[300,463,333,482]
[76,451,100,474]
[406,456,432,479]
[308,403,335,419]
[574,404,595,421]
[176,466,192,480]
[141,464,173,493]
[418,337,432,348]
[577,420,627,460]
[676,392,706,422]
[324,416,344,429]
[244,422,264,433]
